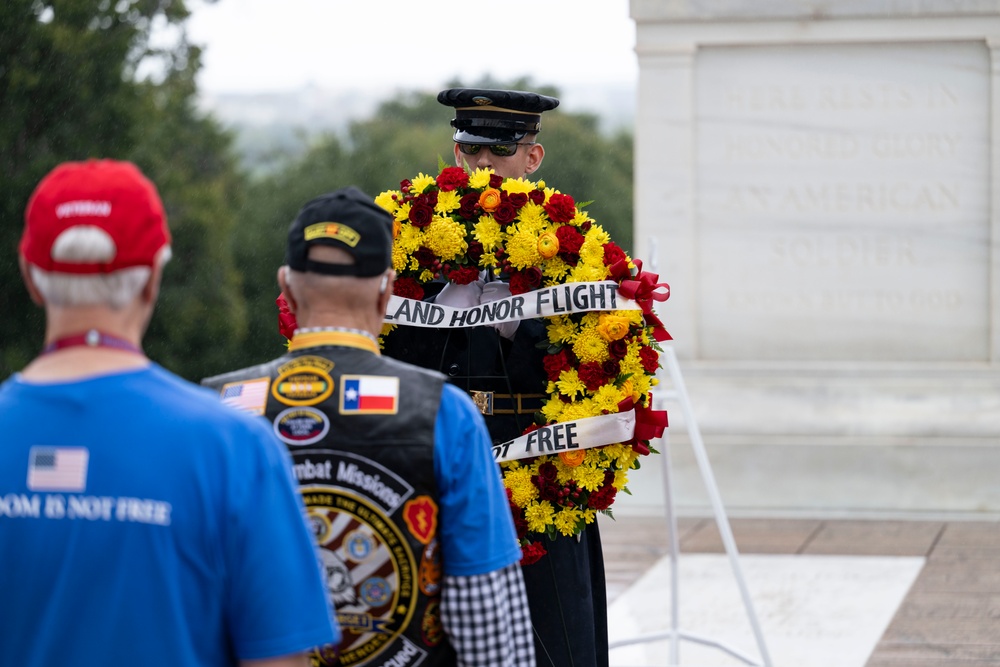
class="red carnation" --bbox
[544,193,577,223]
[578,362,608,392]
[520,541,547,566]
[603,242,628,267]
[489,173,503,188]
[493,200,518,225]
[588,483,618,510]
[392,277,425,301]
[640,346,660,374]
[543,349,574,381]
[408,203,434,228]
[529,189,546,205]
[509,269,540,295]
[447,265,480,286]
[436,166,469,191]
[555,226,584,256]
[276,293,298,340]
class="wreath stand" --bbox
[608,244,772,666]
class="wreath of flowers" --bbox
[375,163,670,564]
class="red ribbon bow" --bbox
[611,259,672,341]
[617,396,669,455]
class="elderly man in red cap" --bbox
[0,159,338,667]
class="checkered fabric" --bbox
[441,563,535,666]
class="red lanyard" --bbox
[41,329,143,356]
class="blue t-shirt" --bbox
[432,383,522,577]
[0,365,338,667]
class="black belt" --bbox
[469,391,545,416]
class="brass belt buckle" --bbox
[470,390,493,416]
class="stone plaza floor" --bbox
[598,515,1000,667]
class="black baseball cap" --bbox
[438,88,560,145]
[285,186,392,277]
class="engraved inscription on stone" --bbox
[695,42,989,361]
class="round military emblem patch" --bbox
[272,407,329,446]
[302,486,419,666]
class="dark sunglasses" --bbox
[458,142,536,157]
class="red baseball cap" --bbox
[20,159,171,274]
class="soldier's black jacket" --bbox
[203,329,457,667]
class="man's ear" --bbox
[18,257,44,306]
[277,266,298,313]
[524,143,545,175]
[377,270,395,315]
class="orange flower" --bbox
[392,218,401,239]
[558,450,586,467]
[479,188,502,212]
[537,231,559,259]
[596,313,631,342]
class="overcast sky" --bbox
[181,0,638,94]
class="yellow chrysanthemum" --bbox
[425,217,467,261]
[503,466,539,507]
[375,190,400,214]
[411,173,436,193]
[517,202,547,229]
[541,256,571,283]
[554,508,583,536]
[541,396,567,423]
[468,168,493,189]
[555,369,586,399]
[435,189,462,214]
[573,327,609,363]
[473,216,502,253]
[524,501,555,533]
[573,464,607,492]
[501,177,535,195]
[391,244,408,273]
[558,398,600,422]
[593,384,625,413]
[506,230,543,269]
[546,315,577,345]
[614,469,630,490]
[396,223,423,253]
[394,202,412,223]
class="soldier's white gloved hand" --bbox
[481,280,519,340]
[436,279,484,308]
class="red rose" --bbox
[603,242,628,267]
[528,189,546,205]
[608,339,628,360]
[392,277,425,301]
[602,359,621,378]
[408,203,434,228]
[447,265,480,285]
[520,541,547,566]
[276,293,298,340]
[507,192,528,209]
[436,166,469,191]
[458,192,480,220]
[537,461,558,482]
[544,193,576,223]
[413,246,436,267]
[640,346,660,374]
[578,362,607,391]
[467,240,484,262]
[493,200,518,225]
[524,267,542,288]
[489,173,503,188]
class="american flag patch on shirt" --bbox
[220,378,270,415]
[340,375,399,414]
[27,447,89,492]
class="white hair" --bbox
[29,226,172,309]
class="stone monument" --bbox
[626,1,1000,516]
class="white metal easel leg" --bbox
[608,346,773,667]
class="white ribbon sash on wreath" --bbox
[491,410,635,463]
[384,280,641,328]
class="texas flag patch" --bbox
[340,375,399,415]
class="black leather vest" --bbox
[204,333,456,667]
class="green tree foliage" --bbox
[0,0,245,380]
[236,78,634,358]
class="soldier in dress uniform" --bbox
[382,88,611,667]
